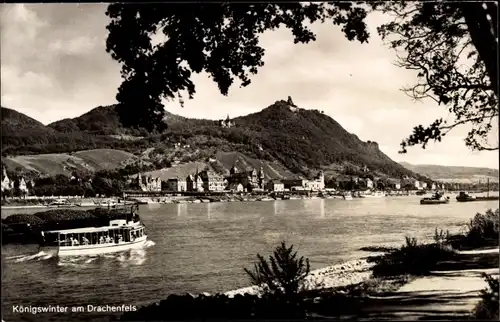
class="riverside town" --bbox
[1,2,499,322]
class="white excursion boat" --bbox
[97,199,118,207]
[38,212,148,257]
[47,199,74,207]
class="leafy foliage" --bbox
[473,273,499,320]
[463,208,500,248]
[372,236,457,277]
[2,208,134,240]
[105,2,498,153]
[104,3,370,132]
[244,241,310,298]
[373,1,498,152]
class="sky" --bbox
[1,3,498,169]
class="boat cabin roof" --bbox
[45,224,140,234]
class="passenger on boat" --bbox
[118,235,123,243]
[105,236,112,243]
[131,232,136,241]
[99,236,104,244]
[82,236,90,245]
[71,237,80,246]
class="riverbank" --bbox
[225,257,380,298]
[118,246,499,321]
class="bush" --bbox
[445,209,499,250]
[244,241,310,299]
[119,292,308,321]
[472,273,499,320]
[372,237,457,277]
[465,209,499,247]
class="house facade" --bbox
[1,167,13,192]
[135,173,162,192]
[307,171,325,191]
[186,174,204,192]
[199,170,225,192]
[387,179,401,190]
[283,171,324,191]
[282,179,308,191]
[265,180,285,192]
[228,182,244,192]
[227,165,265,191]
[167,177,187,192]
[18,177,28,194]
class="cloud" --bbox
[0,3,497,169]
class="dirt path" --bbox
[334,248,499,320]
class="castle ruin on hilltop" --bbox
[219,114,235,128]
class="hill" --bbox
[3,149,137,177]
[47,105,210,136]
[1,106,152,156]
[2,101,426,180]
[400,162,499,183]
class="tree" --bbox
[2,189,13,199]
[372,1,498,152]
[106,2,498,152]
[105,3,370,132]
[244,241,310,298]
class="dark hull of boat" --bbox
[457,196,500,202]
[420,200,450,205]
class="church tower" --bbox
[318,170,325,190]
[230,164,238,175]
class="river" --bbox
[2,196,498,321]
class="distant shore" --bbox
[2,190,498,210]
[0,193,392,210]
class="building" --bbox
[228,182,244,192]
[431,183,437,190]
[421,182,428,189]
[18,177,29,194]
[414,180,421,190]
[134,173,162,192]
[307,171,325,191]
[365,178,374,189]
[219,115,235,128]
[199,170,225,192]
[227,165,265,191]
[186,173,204,192]
[387,179,401,190]
[282,179,308,191]
[167,177,187,192]
[1,167,13,192]
[265,180,285,192]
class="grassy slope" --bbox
[3,149,137,177]
[139,152,298,181]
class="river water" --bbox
[2,196,498,321]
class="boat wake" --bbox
[6,240,156,267]
[7,251,55,263]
